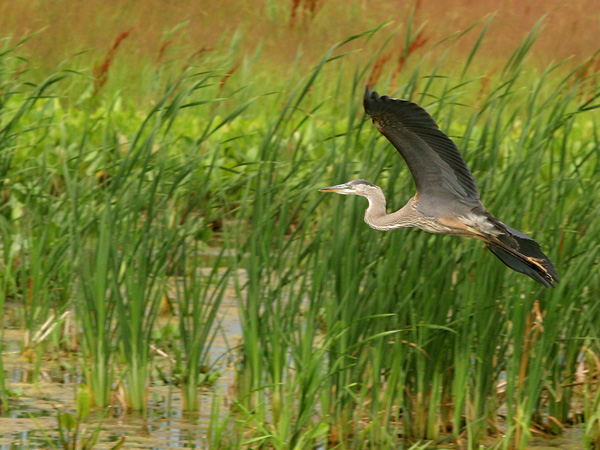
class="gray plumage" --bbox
[319,87,559,288]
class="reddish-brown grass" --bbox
[157,38,173,63]
[569,54,600,101]
[92,27,134,95]
[291,0,322,27]
[367,51,392,87]
[217,61,240,99]
[367,27,430,89]
[1,0,598,92]
[391,28,430,89]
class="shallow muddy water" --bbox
[0,266,242,449]
[0,264,588,449]
[0,352,221,448]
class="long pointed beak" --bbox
[318,183,354,194]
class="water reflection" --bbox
[0,267,240,449]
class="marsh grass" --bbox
[229,23,600,449]
[60,69,247,412]
[0,217,11,412]
[175,242,230,412]
[0,19,599,449]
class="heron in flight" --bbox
[319,87,559,287]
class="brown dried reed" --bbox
[367,27,430,89]
[291,0,323,28]
[93,27,134,95]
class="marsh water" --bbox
[0,263,586,449]
[0,261,242,449]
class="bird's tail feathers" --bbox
[485,224,559,288]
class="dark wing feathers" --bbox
[363,86,559,287]
[486,226,559,288]
[479,210,559,287]
[486,245,555,288]
[363,86,480,201]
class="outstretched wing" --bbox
[486,223,559,287]
[363,86,480,202]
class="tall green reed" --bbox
[0,218,11,412]
[232,32,389,447]
[230,19,599,448]
[0,17,598,450]
[66,181,118,408]
[175,242,230,412]
[63,69,248,412]
[1,37,72,355]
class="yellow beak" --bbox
[318,183,354,194]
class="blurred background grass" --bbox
[2,0,599,98]
[0,1,599,449]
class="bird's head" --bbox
[318,179,379,198]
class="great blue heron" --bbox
[319,87,559,287]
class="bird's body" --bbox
[319,87,559,287]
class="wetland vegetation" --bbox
[0,2,599,449]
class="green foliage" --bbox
[0,20,599,449]
[31,384,125,450]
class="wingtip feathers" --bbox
[363,85,376,112]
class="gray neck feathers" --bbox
[363,188,417,231]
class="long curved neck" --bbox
[363,188,418,231]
